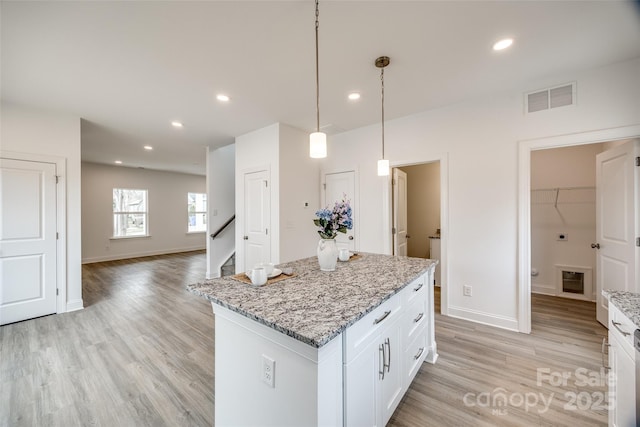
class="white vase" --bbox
[317,238,338,271]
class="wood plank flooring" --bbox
[0,252,608,426]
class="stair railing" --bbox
[210,215,235,240]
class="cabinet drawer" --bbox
[403,294,427,347]
[609,303,636,351]
[403,326,428,386]
[402,274,426,306]
[345,294,401,363]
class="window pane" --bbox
[114,189,147,213]
[113,213,146,237]
[188,213,207,233]
[188,192,207,213]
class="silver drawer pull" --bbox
[413,312,424,323]
[414,347,424,360]
[374,310,391,325]
[413,283,423,292]
[601,337,610,371]
[611,320,630,337]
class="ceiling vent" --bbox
[525,82,575,114]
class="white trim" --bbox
[1,150,69,314]
[384,152,450,317]
[66,299,84,312]
[82,246,205,264]
[109,235,151,240]
[448,305,519,332]
[517,124,640,333]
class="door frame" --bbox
[0,150,67,314]
[517,124,640,333]
[383,153,449,316]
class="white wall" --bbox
[530,144,603,299]
[279,124,321,263]
[1,101,83,311]
[399,162,440,258]
[81,162,206,263]
[207,144,236,278]
[323,57,640,331]
[235,123,320,271]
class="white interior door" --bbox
[323,171,356,252]
[595,140,639,326]
[1,158,57,325]
[393,168,408,256]
[243,170,270,271]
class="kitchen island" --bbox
[188,253,437,427]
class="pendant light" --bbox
[309,0,327,158]
[376,56,390,176]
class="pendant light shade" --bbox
[309,0,327,158]
[310,132,327,158]
[376,56,390,176]
[377,159,390,176]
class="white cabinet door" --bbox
[609,331,635,427]
[1,159,57,325]
[344,338,379,427]
[379,320,404,426]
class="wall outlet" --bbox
[262,354,275,388]
[463,285,472,297]
[557,233,568,241]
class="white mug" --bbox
[256,262,275,276]
[338,248,350,262]
[247,267,267,286]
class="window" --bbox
[113,188,148,238]
[188,192,207,233]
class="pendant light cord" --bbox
[315,0,320,133]
[381,66,385,159]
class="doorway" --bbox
[389,158,447,314]
[517,124,640,333]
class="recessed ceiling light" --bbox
[114,160,122,165]
[144,145,153,150]
[493,38,514,51]
[171,121,184,128]
[216,94,230,102]
[348,93,361,101]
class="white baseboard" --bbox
[66,299,84,312]
[82,246,205,264]
[447,305,519,332]
[532,283,556,296]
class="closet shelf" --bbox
[531,186,595,207]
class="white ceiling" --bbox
[3,1,640,175]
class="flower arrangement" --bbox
[313,196,353,239]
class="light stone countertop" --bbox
[187,253,437,348]
[602,289,640,329]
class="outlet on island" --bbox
[262,354,275,388]
[463,285,472,297]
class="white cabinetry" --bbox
[344,273,432,426]
[608,303,636,427]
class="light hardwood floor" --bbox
[1,252,608,426]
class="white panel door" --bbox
[243,170,270,271]
[595,141,639,326]
[393,168,408,256]
[323,171,356,252]
[1,159,57,325]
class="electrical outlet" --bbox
[463,285,472,297]
[262,354,275,388]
